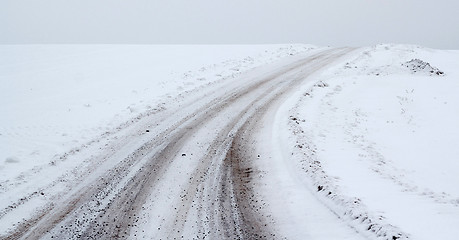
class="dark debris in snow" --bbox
[402,59,444,76]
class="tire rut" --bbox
[4,48,354,240]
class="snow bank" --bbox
[285,44,459,239]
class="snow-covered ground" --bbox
[281,44,459,239]
[1,44,458,239]
[0,44,314,182]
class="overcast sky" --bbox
[1,0,458,49]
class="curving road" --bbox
[2,48,361,239]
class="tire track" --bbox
[4,48,353,240]
[163,48,354,239]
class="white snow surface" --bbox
[281,44,459,239]
[1,44,459,239]
[0,44,314,181]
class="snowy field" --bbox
[1,44,458,239]
[279,44,459,239]
[0,44,313,181]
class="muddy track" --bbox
[3,48,353,240]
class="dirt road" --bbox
[2,48,359,239]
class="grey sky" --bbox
[1,0,458,49]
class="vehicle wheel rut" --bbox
[3,48,354,240]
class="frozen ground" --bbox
[0,44,458,239]
[0,44,314,181]
[282,44,459,239]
